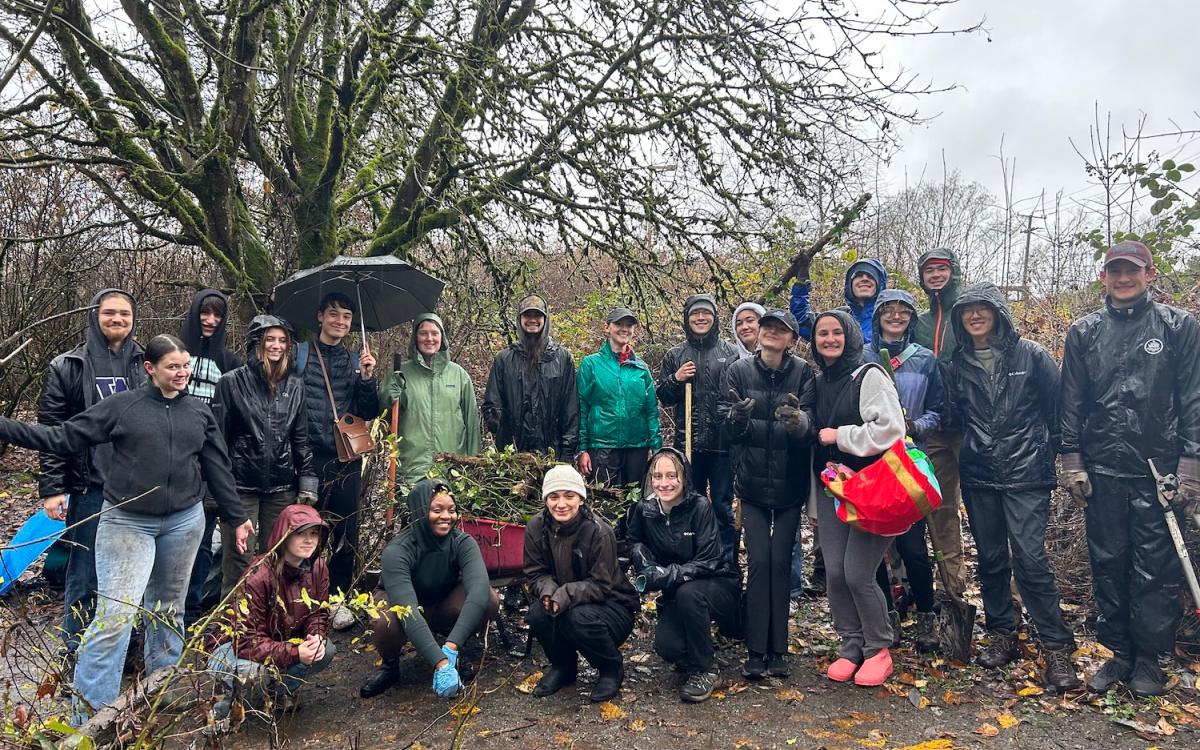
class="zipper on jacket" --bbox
[164,399,174,505]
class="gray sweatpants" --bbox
[816,494,894,660]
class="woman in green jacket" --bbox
[577,308,662,487]
[379,313,481,485]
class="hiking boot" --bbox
[680,671,718,703]
[742,652,766,679]
[358,661,401,699]
[590,661,624,702]
[854,649,893,687]
[888,610,903,648]
[766,653,790,678]
[1086,654,1133,693]
[533,663,577,697]
[1042,645,1082,692]
[914,612,939,653]
[1128,655,1167,697]
[977,631,1019,668]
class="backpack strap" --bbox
[294,342,310,374]
[883,343,921,371]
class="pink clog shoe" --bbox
[826,657,860,683]
[854,648,893,687]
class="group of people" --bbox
[2,238,1196,723]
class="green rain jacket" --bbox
[913,247,964,363]
[379,313,481,483]
[577,340,662,452]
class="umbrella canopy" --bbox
[272,255,445,334]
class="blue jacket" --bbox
[790,259,887,343]
[862,289,943,446]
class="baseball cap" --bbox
[1103,240,1153,269]
[606,307,639,324]
[758,308,799,337]
[518,294,548,316]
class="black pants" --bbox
[741,502,801,655]
[314,452,363,593]
[528,601,633,672]
[962,487,1074,647]
[184,504,219,626]
[691,451,736,557]
[592,447,650,489]
[1085,474,1183,658]
[875,521,936,614]
[654,577,741,673]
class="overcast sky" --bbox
[880,0,1200,212]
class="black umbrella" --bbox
[271,255,445,338]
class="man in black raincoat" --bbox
[482,295,580,458]
[943,282,1080,691]
[657,294,739,555]
[1060,241,1200,697]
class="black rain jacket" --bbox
[523,505,640,614]
[213,316,317,495]
[943,283,1061,490]
[657,294,738,454]
[719,350,817,509]
[295,339,380,456]
[482,310,579,457]
[1060,291,1200,478]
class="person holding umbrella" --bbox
[577,308,661,487]
[294,292,378,629]
[379,313,481,486]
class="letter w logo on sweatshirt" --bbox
[94,377,129,400]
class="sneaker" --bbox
[854,649,894,687]
[329,604,356,631]
[1128,655,1167,697]
[977,631,1019,668]
[742,652,766,679]
[1042,645,1082,692]
[914,612,938,653]
[680,671,717,703]
[766,653,790,678]
[826,657,860,683]
[532,664,577,697]
[1087,654,1133,693]
[888,610,903,648]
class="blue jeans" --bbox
[72,502,205,716]
[208,640,336,695]
[62,486,104,656]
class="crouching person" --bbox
[359,479,500,699]
[208,505,334,720]
[525,465,639,702]
[628,448,741,703]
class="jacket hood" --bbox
[406,477,454,549]
[917,248,963,307]
[86,288,138,359]
[732,301,765,359]
[244,314,295,366]
[870,289,919,350]
[843,259,887,312]
[264,503,329,563]
[682,294,720,346]
[180,289,231,361]
[950,282,1018,354]
[814,308,865,380]
[409,312,449,368]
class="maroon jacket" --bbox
[220,504,330,668]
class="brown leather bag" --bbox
[314,344,376,462]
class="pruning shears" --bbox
[1149,459,1200,618]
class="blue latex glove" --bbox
[441,644,459,670]
[433,663,463,698]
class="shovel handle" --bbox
[684,383,693,462]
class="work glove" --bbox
[774,393,808,434]
[549,586,571,616]
[634,565,669,593]
[432,662,462,698]
[441,644,458,670]
[729,390,755,422]
[297,490,318,505]
[1059,453,1091,509]
[904,418,918,439]
[1175,456,1200,515]
[794,256,812,283]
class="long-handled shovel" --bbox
[684,382,693,462]
[1149,459,1200,619]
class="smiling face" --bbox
[1101,259,1156,307]
[545,489,583,524]
[606,317,637,350]
[261,328,289,363]
[850,271,877,301]
[878,301,912,341]
[813,316,846,363]
[520,311,546,334]
[416,320,443,356]
[317,302,353,344]
[427,490,458,537]
[649,454,684,505]
[734,309,760,349]
[922,261,952,291]
[285,526,322,561]
[145,349,191,395]
[757,319,796,354]
[687,308,715,337]
[960,302,996,343]
[97,294,134,346]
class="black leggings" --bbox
[741,503,801,655]
[876,520,936,614]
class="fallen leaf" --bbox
[775,688,805,703]
[449,704,480,718]
[899,672,917,685]
[733,739,757,749]
[975,723,1000,737]
[1017,684,1044,697]
[630,653,651,664]
[1155,717,1176,736]
[727,681,750,694]
[891,741,956,750]
[553,732,573,745]
[858,730,888,748]
[712,690,727,700]
[908,687,929,710]
[942,690,964,706]
[514,671,543,694]
[997,712,1020,729]
[598,701,627,721]
[627,719,646,732]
